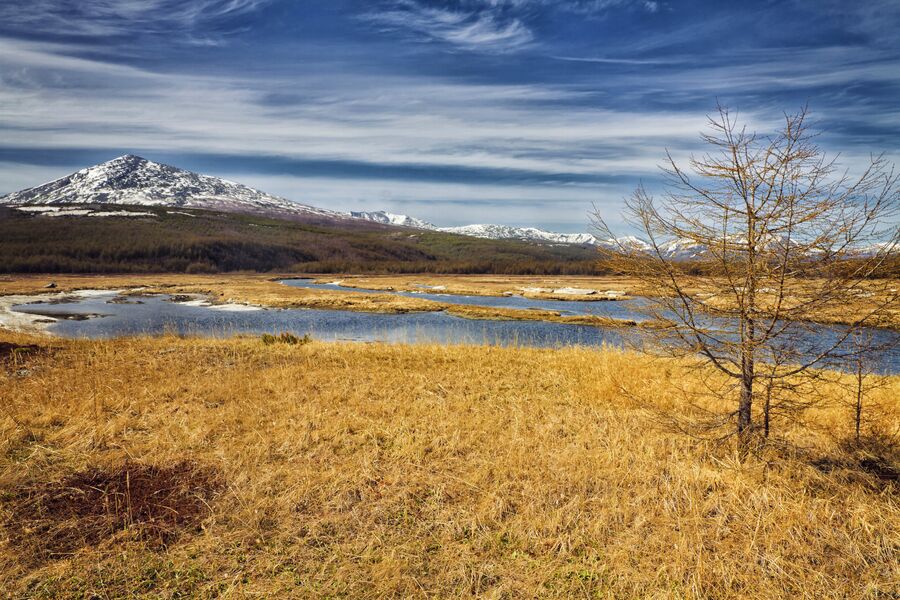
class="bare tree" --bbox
[594,105,899,443]
[835,330,897,444]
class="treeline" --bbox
[292,259,606,275]
[0,207,605,275]
[4,254,605,276]
[597,255,900,279]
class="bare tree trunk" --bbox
[739,279,756,437]
[855,364,863,443]
[764,382,772,438]
[739,352,753,436]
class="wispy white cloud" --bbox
[624,46,900,94]
[796,0,900,45]
[464,0,659,13]
[0,36,714,178]
[0,0,269,38]
[363,0,661,52]
[550,55,674,65]
[363,2,533,52]
[3,33,894,202]
[224,173,625,230]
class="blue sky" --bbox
[1,0,898,232]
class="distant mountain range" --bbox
[1,156,892,262]
[349,212,721,260]
[351,211,603,246]
[0,155,614,247]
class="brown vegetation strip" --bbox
[0,341,42,363]
[0,341,49,374]
[444,304,643,327]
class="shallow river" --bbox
[10,280,899,374]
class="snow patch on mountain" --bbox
[14,206,156,218]
[658,238,709,261]
[352,211,895,259]
[595,235,651,252]
[438,224,600,245]
[349,211,434,229]
[351,212,603,245]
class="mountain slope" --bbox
[5,157,891,263]
[0,158,607,247]
[0,155,343,221]
[351,211,698,257]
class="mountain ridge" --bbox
[351,211,606,247]
[350,211,713,259]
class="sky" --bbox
[0,0,898,233]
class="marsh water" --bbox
[13,289,632,349]
[11,279,900,374]
[280,278,653,321]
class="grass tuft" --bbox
[261,332,311,346]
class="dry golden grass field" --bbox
[0,331,897,598]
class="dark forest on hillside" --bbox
[0,207,604,275]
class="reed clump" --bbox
[261,332,311,346]
[0,332,897,598]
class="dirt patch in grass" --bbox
[809,451,899,490]
[857,457,899,482]
[4,461,224,562]
[0,342,44,367]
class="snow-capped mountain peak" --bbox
[349,211,435,229]
[438,224,599,245]
[596,235,651,252]
[350,212,603,245]
[0,154,341,219]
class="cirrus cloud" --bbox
[362,0,661,53]
[0,0,270,39]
